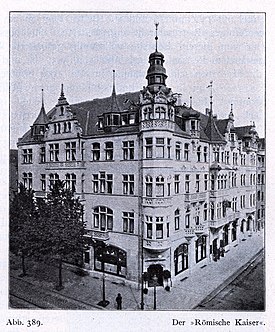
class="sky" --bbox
[10,12,265,148]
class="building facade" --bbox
[17,34,264,286]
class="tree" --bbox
[44,180,85,290]
[9,183,37,276]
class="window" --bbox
[174,244,188,275]
[22,149,33,164]
[122,212,134,233]
[41,174,46,191]
[185,174,190,193]
[145,176,153,197]
[92,143,100,161]
[146,216,153,239]
[129,114,136,125]
[92,172,113,194]
[210,202,215,220]
[203,147,208,162]
[49,173,59,188]
[155,106,166,119]
[175,209,180,230]
[233,152,238,165]
[122,174,134,195]
[197,146,201,162]
[213,146,219,162]
[195,174,200,193]
[185,210,190,228]
[81,142,85,161]
[40,147,45,163]
[175,142,181,160]
[65,142,76,161]
[210,174,215,190]
[122,141,134,160]
[184,143,189,161]
[225,151,230,164]
[156,217,164,239]
[156,176,164,197]
[49,144,59,162]
[105,142,113,160]
[145,138,153,158]
[65,173,76,192]
[54,123,61,134]
[23,172,32,189]
[204,174,208,191]
[167,138,171,158]
[156,138,165,158]
[174,174,180,194]
[195,235,207,262]
[203,203,208,221]
[93,206,113,231]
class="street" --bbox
[195,251,264,311]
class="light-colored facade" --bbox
[17,36,264,286]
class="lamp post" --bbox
[152,274,158,310]
[96,242,110,307]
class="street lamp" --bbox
[152,274,158,310]
[96,242,110,308]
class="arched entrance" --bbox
[147,264,163,286]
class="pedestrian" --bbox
[116,293,122,310]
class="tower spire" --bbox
[41,89,45,110]
[207,81,213,114]
[112,69,116,95]
[155,22,159,51]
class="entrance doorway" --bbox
[147,264,163,286]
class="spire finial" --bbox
[155,22,159,51]
[41,89,44,108]
[190,96,193,108]
[231,103,233,112]
[112,69,116,95]
[60,83,64,97]
[207,81,213,113]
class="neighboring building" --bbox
[9,149,18,199]
[256,138,265,231]
[17,31,264,286]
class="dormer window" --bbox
[60,106,64,116]
[106,115,111,126]
[191,120,196,130]
[98,117,103,129]
[129,114,135,124]
[113,114,120,125]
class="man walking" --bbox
[116,293,122,310]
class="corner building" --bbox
[17,34,264,286]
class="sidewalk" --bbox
[10,231,264,310]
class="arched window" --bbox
[156,176,164,197]
[175,209,180,230]
[174,244,188,275]
[145,175,153,197]
[93,206,113,231]
[195,235,207,263]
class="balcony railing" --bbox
[184,192,207,202]
[46,161,86,169]
[91,230,110,241]
[143,238,170,252]
[142,197,172,207]
[141,119,174,131]
[34,191,47,198]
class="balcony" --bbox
[194,224,206,236]
[183,228,195,241]
[208,218,227,229]
[46,160,86,170]
[141,119,174,131]
[142,197,172,207]
[91,230,110,241]
[143,239,170,252]
[184,192,207,202]
[209,190,229,199]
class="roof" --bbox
[33,104,49,125]
[204,112,226,143]
[234,125,254,140]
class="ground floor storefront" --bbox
[83,214,261,288]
